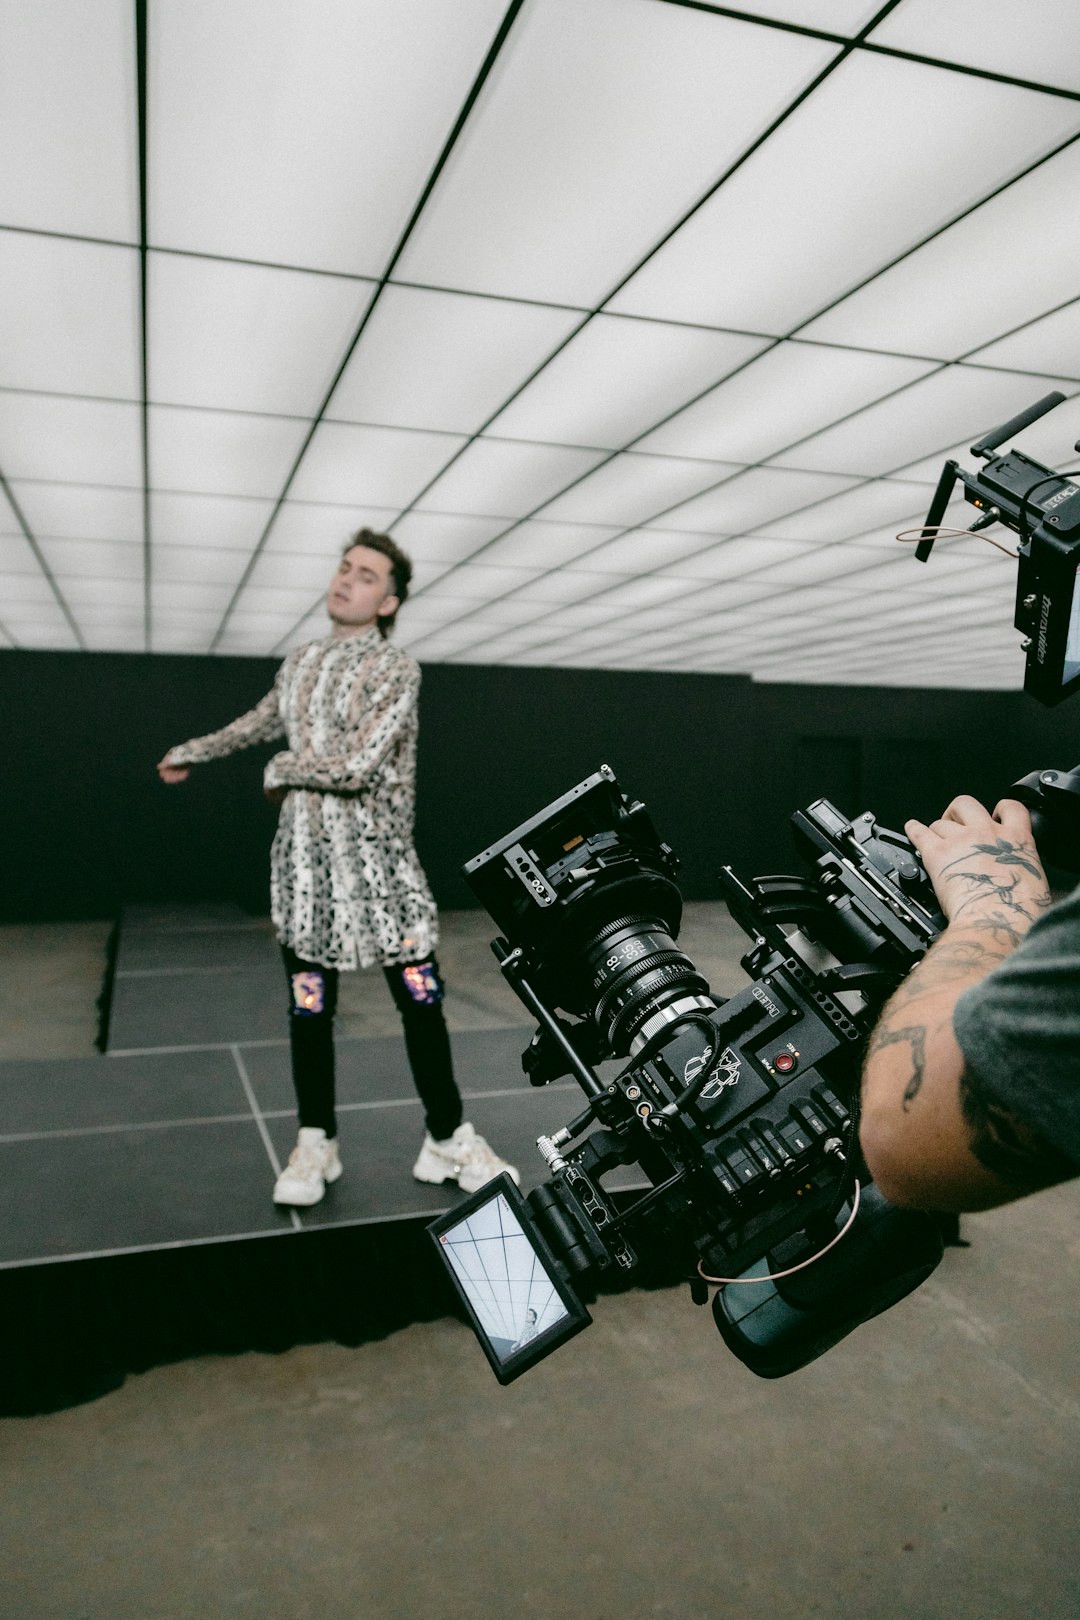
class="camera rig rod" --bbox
[491,938,607,1101]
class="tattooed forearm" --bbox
[960,912,1030,950]
[946,869,1048,922]
[865,1021,928,1109]
[884,921,1021,1013]
[865,913,1022,1112]
[943,838,1045,881]
[938,838,1052,924]
[959,1068,1075,1190]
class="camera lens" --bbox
[578,915,711,1054]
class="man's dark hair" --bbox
[343,528,413,638]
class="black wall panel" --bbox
[3,648,1077,923]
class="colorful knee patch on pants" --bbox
[290,970,327,1016]
[399,962,444,1006]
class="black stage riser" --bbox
[0,904,647,1412]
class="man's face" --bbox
[327,545,399,631]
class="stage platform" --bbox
[0,903,647,1414]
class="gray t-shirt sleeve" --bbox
[953,883,1080,1169]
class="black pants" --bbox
[281,947,463,1144]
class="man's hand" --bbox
[157,757,190,784]
[905,795,1051,938]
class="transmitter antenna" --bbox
[916,390,1069,563]
[969,390,1065,461]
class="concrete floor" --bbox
[1,912,1078,1619]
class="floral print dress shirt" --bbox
[165,628,438,970]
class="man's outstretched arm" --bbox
[859,795,1073,1212]
[157,675,286,783]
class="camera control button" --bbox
[755,1124,792,1173]
[724,1147,763,1189]
[813,1085,850,1125]
[793,1103,827,1138]
[780,1120,809,1155]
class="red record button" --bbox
[774,1052,797,1073]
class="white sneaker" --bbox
[272,1127,343,1207]
[412,1121,520,1195]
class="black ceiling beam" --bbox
[135,0,152,650]
[657,0,1080,103]
[0,468,85,649]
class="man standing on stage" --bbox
[157,529,518,1207]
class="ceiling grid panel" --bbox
[388,14,1080,657]
[0,0,140,241]
[202,0,531,651]
[273,1,914,649]
[5,0,1080,689]
[401,383,1060,666]
[376,0,873,543]
[865,0,1080,95]
[136,0,151,649]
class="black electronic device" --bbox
[917,389,1080,704]
[431,763,1080,1381]
[429,1172,592,1384]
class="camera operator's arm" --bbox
[860,795,1075,1212]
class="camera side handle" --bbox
[492,938,607,1101]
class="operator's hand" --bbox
[905,795,1050,932]
[157,755,190,784]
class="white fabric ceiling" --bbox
[2,0,1080,687]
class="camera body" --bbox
[434,761,1080,1380]
[438,766,950,1380]
[430,392,1080,1382]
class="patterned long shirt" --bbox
[165,628,438,970]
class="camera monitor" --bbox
[428,1172,591,1384]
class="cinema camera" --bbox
[430,762,1080,1384]
[916,388,1080,704]
[428,391,1080,1385]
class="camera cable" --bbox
[695,1174,863,1288]
[895,524,1018,557]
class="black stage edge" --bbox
[0,905,652,1415]
[0,1218,468,1417]
[95,918,119,1053]
[0,1188,678,1419]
